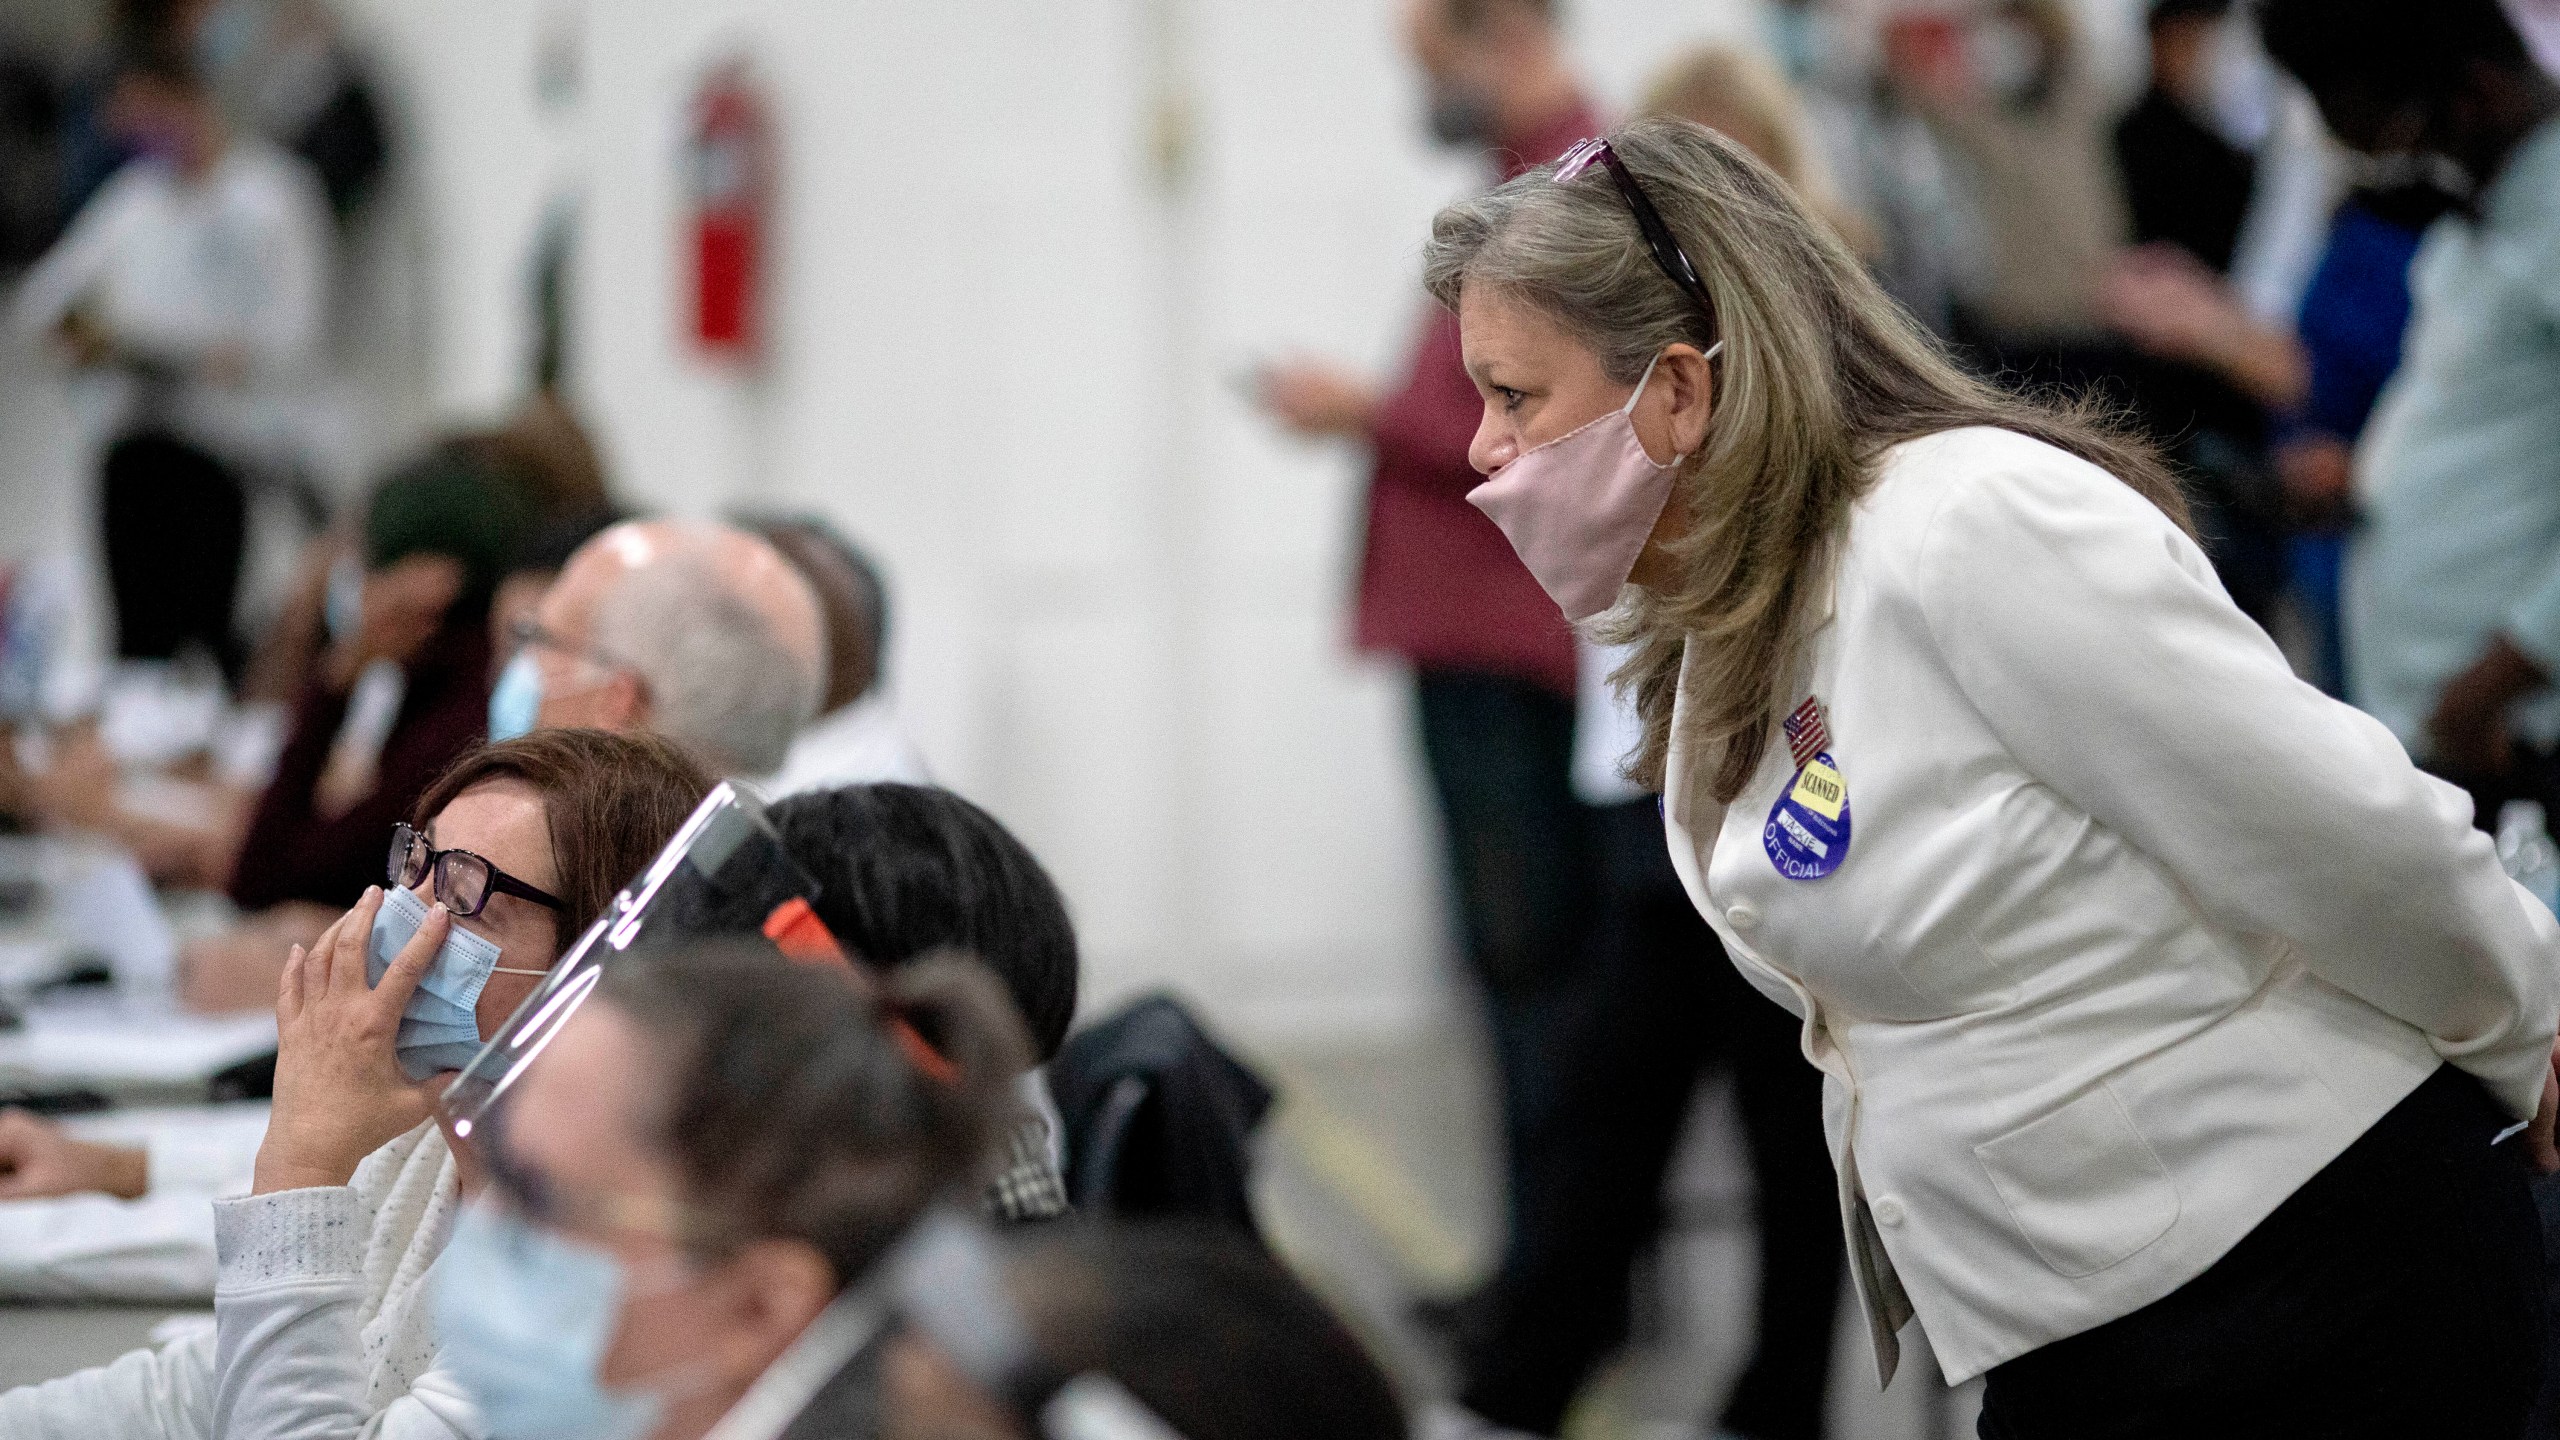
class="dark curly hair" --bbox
[766,784,1080,1061]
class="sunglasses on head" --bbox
[1554,137,1719,329]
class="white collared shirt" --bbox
[9,143,330,469]
[765,691,930,798]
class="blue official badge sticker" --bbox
[1766,697,1849,880]
[1764,752,1851,880]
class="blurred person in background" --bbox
[204,391,614,784]
[2115,0,2257,276]
[185,0,389,227]
[26,396,625,893]
[1415,46,1851,1440]
[432,941,1028,1440]
[741,514,932,792]
[2266,6,2560,1430]
[489,518,825,782]
[1799,6,1979,337]
[8,41,329,686]
[1643,44,1874,261]
[2261,0,2560,823]
[180,447,534,1012]
[0,730,714,1439]
[488,506,624,670]
[460,392,623,662]
[1249,2,1603,1417]
[1886,1,2126,359]
[2085,0,2305,626]
[2266,166,2463,696]
[880,1221,1409,1440]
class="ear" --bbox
[1638,342,1718,463]
[602,670,651,732]
[709,1239,839,1366]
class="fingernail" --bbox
[430,902,449,917]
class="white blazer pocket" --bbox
[1973,1083,2181,1279]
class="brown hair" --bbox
[601,941,1031,1282]
[1424,117,2189,802]
[412,729,716,943]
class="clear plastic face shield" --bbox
[438,781,849,1150]
[893,1212,1193,1440]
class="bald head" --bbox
[528,520,826,775]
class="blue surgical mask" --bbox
[434,1202,667,1440]
[487,650,542,742]
[367,886,545,1081]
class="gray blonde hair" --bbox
[1423,116,2189,803]
[594,550,823,777]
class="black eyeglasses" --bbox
[389,822,566,919]
[1554,138,1719,327]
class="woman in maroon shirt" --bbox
[191,448,532,1009]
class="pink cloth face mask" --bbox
[1466,343,1720,622]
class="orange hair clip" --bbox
[763,898,963,1087]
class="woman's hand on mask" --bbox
[252,887,447,1195]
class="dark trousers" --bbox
[100,430,248,679]
[1978,1065,2546,1440]
[1456,798,1842,1439]
[2439,759,2560,1440]
[1413,669,1593,1292]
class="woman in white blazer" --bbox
[1422,116,2560,1437]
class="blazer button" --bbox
[1872,1196,1908,1228]
[1725,902,1761,931]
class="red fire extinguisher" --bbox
[687,59,770,362]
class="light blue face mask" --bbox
[434,1201,668,1440]
[367,887,546,1081]
[487,650,543,743]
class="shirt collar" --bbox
[1799,550,1841,636]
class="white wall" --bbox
[317,0,1775,1044]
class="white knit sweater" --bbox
[0,1123,482,1440]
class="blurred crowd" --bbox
[0,0,2545,1438]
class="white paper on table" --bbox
[51,851,177,989]
[0,998,274,1086]
[0,1103,268,1301]
[0,935,77,991]
[0,1191,219,1301]
[66,1101,269,1194]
